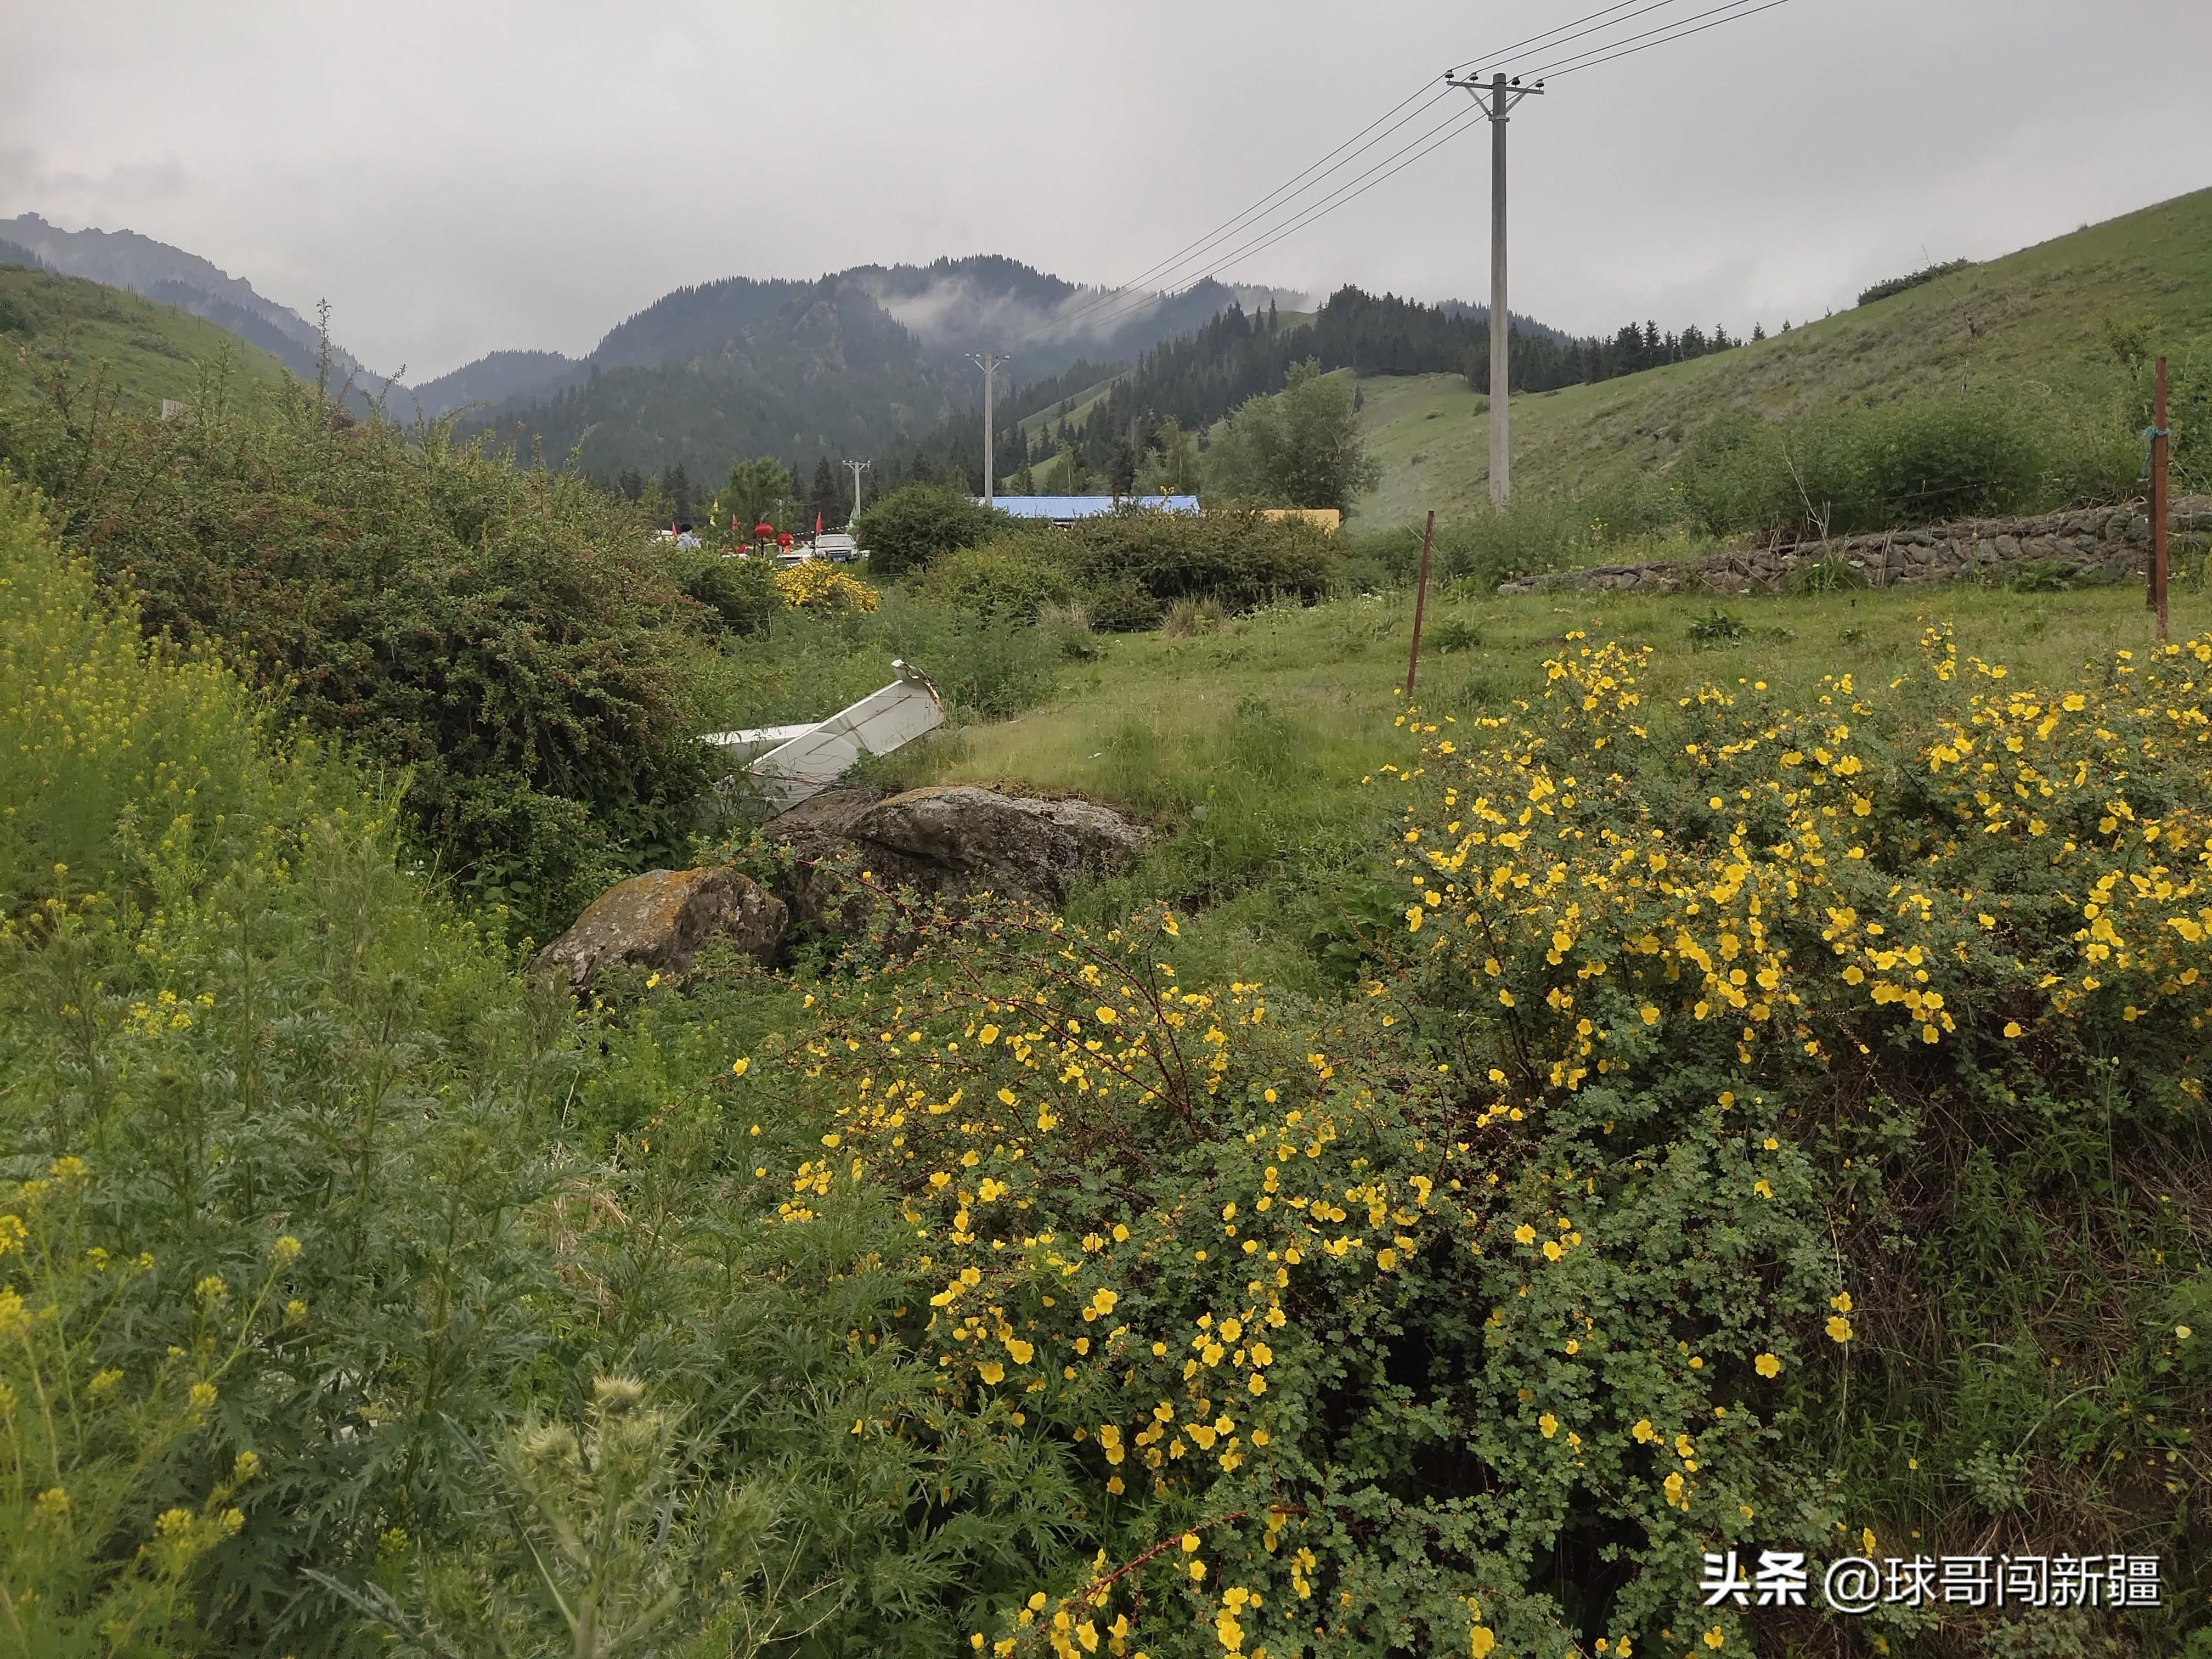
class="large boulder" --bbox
[531,866,786,992]
[844,785,1144,901]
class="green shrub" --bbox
[697,588,1066,730]
[1687,606,1748,647]
[670,547,783,633]
[851,483,1011,577]
[1678,392,2137,540]
[2136,349,2212,495]
[0,376,718,935]
[2010,556,2078,592]
[1059,505,1335,616]
[1081,575,1165,633]
[1425,615,1481,653]
[1353,480,1685,595]
[921,539,1075,621]
[1857,257,1972,307]
[0,483,1074,1656]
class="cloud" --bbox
[0,0,2203,377]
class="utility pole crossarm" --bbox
[1444,70,1544,511]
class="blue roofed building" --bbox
[981,494,1200,526]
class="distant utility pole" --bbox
[1445,69,1543,510]
[969,352,1009,507]
[844,458,871,526]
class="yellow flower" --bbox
[1007,1339,1034,1364]
[1182,1532,1201,1551]
[270,1234,301,1265]
[1470,1627,1497,1658]
[2003,1022,2023,1038]
[1704,1628,1725,1650]
[1826,1316,1854,1344]
[1632,1419,1654,1442]
[1754,1352,1781,1378]
[979,1024,1000,1045]
[978,1362,1006,1385]
[1513,1224,1536,1246]
[1539,1413,1559,1438]
[731,1057,750,1076]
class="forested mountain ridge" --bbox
[0,212,382,387]
[890,285,1753,496]
[464,275,967,483]
[409,349,586,419]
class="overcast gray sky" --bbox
[3,0,2205,381]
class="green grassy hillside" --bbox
[0,262,291,408]
[1354,185,2212,526]
[1017,371,1124,442]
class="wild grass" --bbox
[0,264,291,411]
[909,572,2211,992]
[1351,187,2212,529]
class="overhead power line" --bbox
[1031,84,1458,343]
[1021,0,1670,352]
[1008,0,1797,363]
[1513,0,1760,78]
[1031,104,1487,345]
[1451,0,1705,76]
[1522,0,1793,77]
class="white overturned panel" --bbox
[744,660,944,815]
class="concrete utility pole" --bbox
[1445,70,1543,510]
[843,458,871,526]
[968,352,1009,507]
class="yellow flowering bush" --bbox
[735,876,1836,1658]
[1393,625,2212,1096]
[775,560,881,613]
[0,1159,285,1649]
[717,620,2212,1655]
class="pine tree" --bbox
[658,464,692,522]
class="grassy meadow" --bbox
[0,262,291,410]
[1351,187,2212,526]
[10,190,2212,1656]
[882,563,2212,988]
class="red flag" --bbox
[815,512,823,535]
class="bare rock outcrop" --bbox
[844,786,1146,901]
[760,784,1145,930]
[531,866,786,992]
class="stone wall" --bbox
[1497,496,2212,598]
